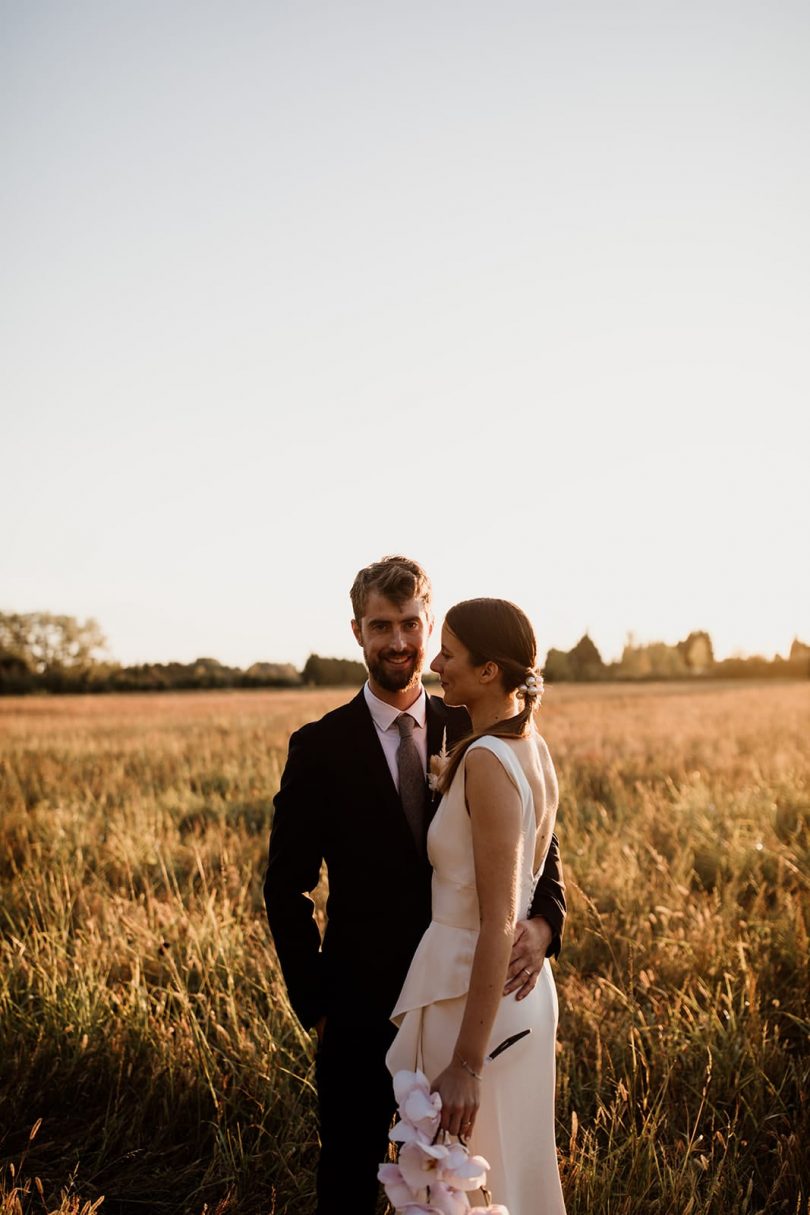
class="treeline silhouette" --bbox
[0,612,807,695]
[546,630,810,682]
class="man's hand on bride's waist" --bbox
[504,916,550,1000]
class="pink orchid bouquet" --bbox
[378,1069,509,1215]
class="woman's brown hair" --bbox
[439,598,540,792]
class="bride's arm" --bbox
[431,748,523,1137]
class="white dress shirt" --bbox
[363,682,428,790]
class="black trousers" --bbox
[315,1015,398,1215]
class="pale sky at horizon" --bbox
[2,1,808,669]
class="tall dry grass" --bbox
[0,683,808,1214]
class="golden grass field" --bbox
[0,681,808,1214]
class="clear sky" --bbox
[3,1,808,669]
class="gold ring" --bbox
[523,967,532,976]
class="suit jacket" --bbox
[264,688,566,1030]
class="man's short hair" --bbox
[350,555,433,622]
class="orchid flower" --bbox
[392,1069,441,1136]
[437,1143,490,1191]
[378,1162,421,1209]
[390,1118,433,1146]
[398,1140,449,1191]
[422,1180,471,1215]
[393,1069,431,1106]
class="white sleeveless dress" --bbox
[386,734,566,1215]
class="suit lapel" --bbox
[426,693,447,760]
[425,694,448,818]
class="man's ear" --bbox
[351,618,363,647]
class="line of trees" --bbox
[1,611,808,695]
[545,631,810,682]
[0,613,302,695]
[301,654,367,686]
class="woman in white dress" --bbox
[386,598,566,1214]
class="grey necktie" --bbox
[396,713,426,853]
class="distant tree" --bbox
[645,643,688,678]
[616,641,649,679]
[0,651,35,693]
[245,662,301,687]
[617,638,687,679]
[302,655,323,685]
[567,634,605,680]
[0,612,106,680]
[191,657,230,688]
[677,631,714,673]
[302,654,367,686]
[786,639,810,679]
[542,648,572,682]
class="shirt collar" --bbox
[364,682,427,732]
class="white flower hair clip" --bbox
[517,670,544,703]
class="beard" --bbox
[366,648,423,693]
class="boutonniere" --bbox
[427,728,449,792]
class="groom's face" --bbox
[352,591,432,696]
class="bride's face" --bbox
[430,624,480,707]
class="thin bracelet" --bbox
[456,1056,483,1082]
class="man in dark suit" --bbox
[264,556,566,1215]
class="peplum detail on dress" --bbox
[390,921,478,1024]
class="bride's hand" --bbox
[431,1061,481,1139]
